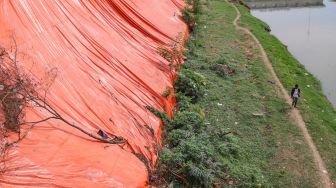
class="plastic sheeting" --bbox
[0,0,187,187]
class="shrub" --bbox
[182,0,202,30]
[182,7,196,30]
[157,46,174,63]
[166,129,193,147]
[162,87,172,98]
[210,63,236,78]
[174,70,205,102]
[149,1,239,186]
[175,92,193,111]
[145,106,170,125]
[169,111,203,131]
[158,134,221,187]
[185,0,202,14]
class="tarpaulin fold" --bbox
[0,0,187,187]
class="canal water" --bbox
[248,0,336,106]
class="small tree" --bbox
[0,40,126,175]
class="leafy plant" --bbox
[182,7,196,30]
[174,70,205,102]
[162,87,172,98]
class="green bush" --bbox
[174,70,205,102]
[169,111,203,131]
[158,133,226,187]
[149,1,241,186]
[167,129,193,147]
[182,0,202,30]
[182,7,195,28]
[185,0,202,14]
[175,92,192,111]
[192,0,202,14]
[162,87,172,98]
[149,70,241,187]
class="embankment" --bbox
[154,0,324,187]
[237,3,336,185]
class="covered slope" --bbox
[0,0,187,187]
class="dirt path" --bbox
[230,2,332,188]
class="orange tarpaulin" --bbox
[0,0,187,187]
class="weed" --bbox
[162,87,172,98]
[182,7,196,30]
[157,33,185,71]
[174,70,205,102]
[210,63,236,78]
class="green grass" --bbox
[151,0,327,187]
[237,3,336,183]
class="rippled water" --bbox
[250,0,336,106]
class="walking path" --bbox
[229,2,332,187]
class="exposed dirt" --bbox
[210,64,236,77]
[230,2,333,188]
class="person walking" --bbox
[291,84,301,108]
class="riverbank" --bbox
[237,2,336,184]
[154,0,324,186]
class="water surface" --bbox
[249,0,336,106]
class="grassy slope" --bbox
[180,0,321,186]
[237,3,336,183]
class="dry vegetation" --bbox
[0,41,126,175]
